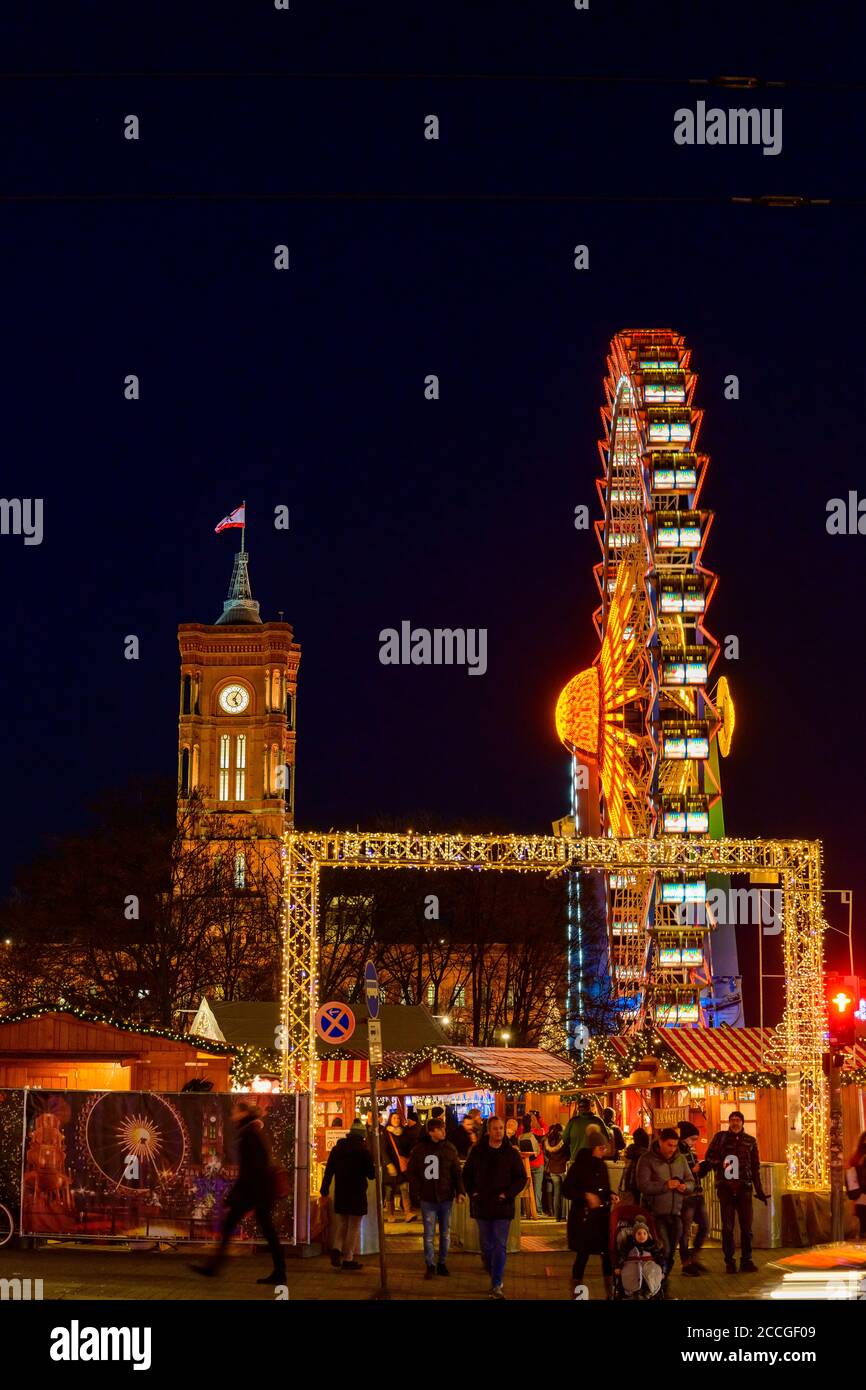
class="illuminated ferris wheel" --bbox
[556,329,735,1031]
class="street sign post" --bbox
[362,960,388,1298]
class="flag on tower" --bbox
[215,505,245,533]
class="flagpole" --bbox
[241,499,246,555]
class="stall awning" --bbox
[319,1059,369,1085]
[661,1026,779,1075]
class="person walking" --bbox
[543,1123,569,1220]
[319,1119,376,1271]
[563,1127,614,1299]
[406,1114,465,1279]
[702,1111,767,1273]
[562,1097,612,1161]
[462,1114,527,1299]
[191,1100,286,1285]
[518,1114,545,1216]
[846,1131,866,1236]
[676,1120,709,1276]
[635,1128,694,1286]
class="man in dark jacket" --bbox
[462,1115,527,1299]
[192,1100,286,1284]
[320,1119,376,1270]
[406,1114,465,1279]
[702,1111,767,1274]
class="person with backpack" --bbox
[406,1113,465,1278]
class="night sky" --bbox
[2,3,865,982]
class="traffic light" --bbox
[826,973,859,1050]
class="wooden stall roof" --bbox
[0,1008,234,1062]
[316,1045,575,1096]
[565,1025,866,1095]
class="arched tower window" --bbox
[219,735,230,801]
[179,747,190,796]
[235,734,247,801]
[181,674,192,714]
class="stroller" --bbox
[610,1203,666,1301]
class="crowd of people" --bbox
[319,1097,780,1300]
[565,1103,770,1299]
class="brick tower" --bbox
[177,543,300,884]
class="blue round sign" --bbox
[364,960,380,1020]
[315,1001,356,1044]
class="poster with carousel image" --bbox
[20,1089,295,1242]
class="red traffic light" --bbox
[826,973,860,1050]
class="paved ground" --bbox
[0,1223,800,1301]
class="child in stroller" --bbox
[611,1204,665,1300]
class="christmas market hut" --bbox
[0,1007,234,1092]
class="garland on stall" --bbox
[568,1027,792,1093]
[0,1001,272,1089]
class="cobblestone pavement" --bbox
[0,1225,799,1301]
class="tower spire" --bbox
[216,502,261,624]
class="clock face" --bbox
[219,684,250,714]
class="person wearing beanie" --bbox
[563,1127,614,1298]
[676,1121,709,1276]
[702,1111,767,1274]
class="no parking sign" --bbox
[315,1001,356,1045]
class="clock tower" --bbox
[177,546,300,876]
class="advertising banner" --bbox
[15,1089,295,1243]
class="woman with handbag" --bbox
[383,1111,411,1219]
[846,1131,866,1236]
[563,1126,614,1299]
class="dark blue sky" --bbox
[2,2,865,969]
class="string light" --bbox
[281,830,830,1189]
